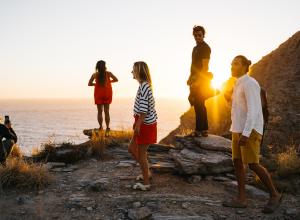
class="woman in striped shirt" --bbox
[129,61,157,191]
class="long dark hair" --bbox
[96,60,107,86]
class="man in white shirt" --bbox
[223,55,282,213]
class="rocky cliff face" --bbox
[250,31,300,149]
[161,31,300,150]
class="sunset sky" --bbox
[0,0,299,100]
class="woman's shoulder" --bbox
[139,81,152,92]
[93,72,98,77]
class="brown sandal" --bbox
[262,194,283,214]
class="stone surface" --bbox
[150,162,176,173]
[88,178,109,192]
[187,175,203,184]
[194,135,232,153]
[127,206,152,220]
[44,162,66,169]
[132,201,142,208]
[170,147,233,175]
[152,214,214,220]
[224,181,268,200]
[250,31,300,148]
[67,193,96,209]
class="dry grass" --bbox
[276,143,300,178]
[32,129,133,162]
[0,158,53,190]
[9,144,23,158]
[90,129,133,158]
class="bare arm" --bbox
[109,72,118,83]
[88,74,96,86]
[201,59,209,73]
[134,113,146,136]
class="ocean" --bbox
[0,98,189,156]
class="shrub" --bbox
[0,158,53,190]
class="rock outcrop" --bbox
[250,31,300,149]
[170,135,233,175]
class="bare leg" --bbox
[233,159,247,203]
[104,104,110,129]
[138,144,150,185]
[128,139,139,163]
[96,105,103,129]
[249,163,280,201]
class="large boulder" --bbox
[169,135,233,175]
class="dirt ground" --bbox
[0,144,299,220]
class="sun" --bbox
[211,77,224,90]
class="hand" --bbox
[5,122,12,129]
[134,122,141,136]
[238,135,248,147]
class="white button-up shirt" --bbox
[230,74,264,137]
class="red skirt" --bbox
[133,115,157,145]
[94,85,112,105]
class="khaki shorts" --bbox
[232,130,262,164]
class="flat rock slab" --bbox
[116,160,136,168]
[194,135,232,153]
[224,181,269,200]
[44,162,66,169]
[149,144,175,152]
[170,148,233,175]
[151,162,176,173]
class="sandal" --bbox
[262,194,283,214]
[223,199,247,208]
[186,131,201,137]
[201,131,209,137]
[132,183,151,191]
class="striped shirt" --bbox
[133,81,158,124]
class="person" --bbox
[88,60,118,135]
[187,25,215,137]
[128,61,158,191]
[223,55,282,213]
[0,116,18,166]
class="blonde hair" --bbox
[133,61,152,86]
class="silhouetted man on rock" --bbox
[187,25,215,137]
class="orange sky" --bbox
[0,0,299,100]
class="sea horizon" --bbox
[0,97,190,156]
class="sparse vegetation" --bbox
[31,129,133,162]
[276,143,300,178]
[9,144,23,158]
[90,129,133,158]
[0,158,53,190]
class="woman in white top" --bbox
[129,61,157,191]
